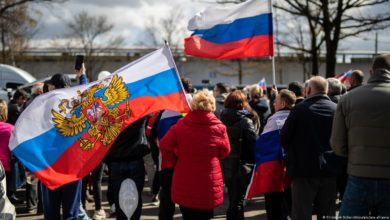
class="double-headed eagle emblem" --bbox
[51,74,131,151]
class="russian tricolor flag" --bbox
[9,46,191,189]
[246,110,290,199]
[184,0,274,59]
[337,69,353,83]
[258,77,267,92]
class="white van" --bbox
[0,64,36,100]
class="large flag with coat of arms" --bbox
[9,45,191,189]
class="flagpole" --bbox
[272,55,276,85]
[270,0,276,86]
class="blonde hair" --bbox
[191,90,216,112]
[248,84,263,100]
[0,99,8,122]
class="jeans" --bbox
[82,162,104,210]
[339,176,390,218]
[78,203,89,220]
[26,181,38,210]
[41,180,82,220]
[110,159,145,220]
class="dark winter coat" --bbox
[281,94,337,177]
[220,109,257,181]
[105,116,150,163]
[249,99,271,134]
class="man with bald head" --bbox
[281,76,337,220]
[331,54,390,217]
[348,70,364,91]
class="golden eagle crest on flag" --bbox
[51,74,131,151]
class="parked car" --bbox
[0,64,36,89]
[0,64,36,101]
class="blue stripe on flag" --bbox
[192,13,272,44]
[255,129,284,165]
[157,114,182,140]
[13,125,87,173]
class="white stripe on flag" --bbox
[188,0,271,31]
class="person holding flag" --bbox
[246,89,296,220]
[9,46,190,219]
[41,73,82,220]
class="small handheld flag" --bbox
[337,69,353,82]
[258,77,267,92]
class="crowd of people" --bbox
[0,53,389,220]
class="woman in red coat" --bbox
[160,90,230,220]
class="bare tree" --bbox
[0,0,66,17]
[275,0,390,77]
[65,11,124,79]
[0,5,37,64]
[275,1,325,76]
[143,7,186,50]
[0,0,65,64]
[144,17,159,47]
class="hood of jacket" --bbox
[368,69,390,84]
[219,108,253,126]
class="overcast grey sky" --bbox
[29,0,390,52]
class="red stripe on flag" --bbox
[184,35,274,59]
[34,92,189,189]
[246,160,285,199]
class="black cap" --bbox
[47,74,71,89]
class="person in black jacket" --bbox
[248,84,271,134]
[7,89,28,125]
[105,116,150,220]
[220,90,257,220]
[281,76,337,220]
